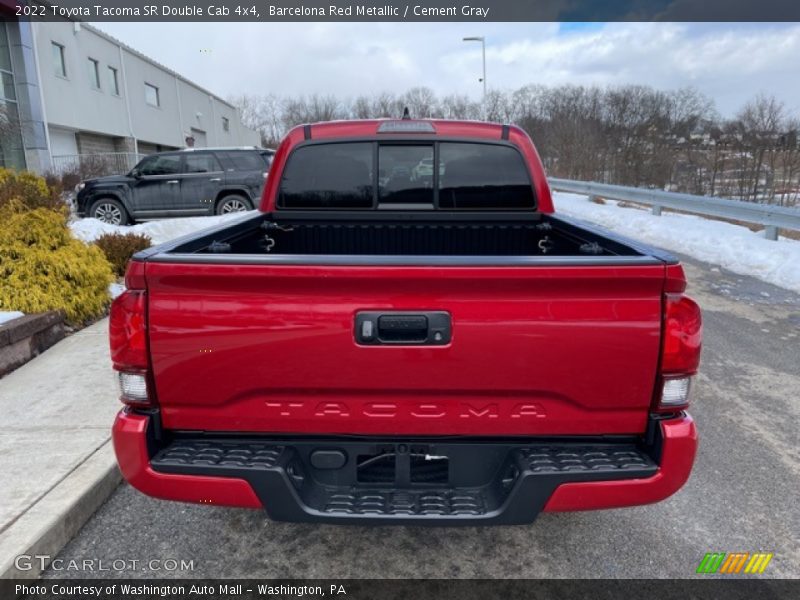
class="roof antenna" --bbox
[402,106,411,120]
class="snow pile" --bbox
[69,211,254,245]
[0,311,25,325]
[69,212,254,301]
[108,283,126,299]
[553,191,800,294]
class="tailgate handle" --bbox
[378,315,428,341]
[355,312,451,345]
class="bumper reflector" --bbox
[118,372,148,404]
[661,376,692,407]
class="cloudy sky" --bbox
[92,22,800,116]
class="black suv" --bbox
[75,147,274,225]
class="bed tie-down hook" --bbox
[261,221,294,232]
[260,221,293,252]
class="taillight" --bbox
[662,294,702,374]
[109,262,152,406]
[656,294,702,411]
[109,290,146,371]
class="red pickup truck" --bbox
[110,119,701,524]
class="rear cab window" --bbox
[279,143,374,209]
[439,143,534,209]
[278,141,535,210]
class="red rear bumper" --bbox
[113,410,262,509]
[112,410,697,515]
[543,413,697,511]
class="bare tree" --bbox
[773,117,799,207]
[371,92,405,118]
[439,93,480,120]
[351,95,374,119]
[403,87,437,119]
[282,94,344,130]
[733,94,785,202]
[228,93,283,147]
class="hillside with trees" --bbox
[231,85,800,207]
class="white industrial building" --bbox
[1,7,259,174]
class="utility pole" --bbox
[462,36,486,119]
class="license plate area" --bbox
[410,453,449,484]
[356,445,450,485]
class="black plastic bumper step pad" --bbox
[150,437,658,525]
[518,446,655,473]
[154,441,285,469]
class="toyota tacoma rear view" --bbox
[110,119,702,524]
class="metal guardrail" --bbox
[549,178,800,241]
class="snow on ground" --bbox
[69,211,253,245]
[553,191,800,295]
[0,311,25,325]
[70,212,255,300]
[108,283,126,299]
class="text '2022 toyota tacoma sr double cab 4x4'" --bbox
[110,119,701,525]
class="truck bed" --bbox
[140,211,673,265]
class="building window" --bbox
[0,21,12,72]
[0,23,24,170]
[222,116,230,132]
[144,82,159,107]
[87,58,100,90]
[1,72,15,102]
[52,42,66,77]
[108,66,120,95]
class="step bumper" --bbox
[112,410,697,524]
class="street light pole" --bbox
[462,36,486,119]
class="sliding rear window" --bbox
[279,143,374,209]
[439,143,534,209]
[379,145,434,207]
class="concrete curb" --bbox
[0,440,120,592]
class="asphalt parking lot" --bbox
[45,255,799,579]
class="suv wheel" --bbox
[89,198,129,226]
[216,195,252,215]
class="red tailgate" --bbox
[145,263,665,435]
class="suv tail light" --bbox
[109,262,153,406]
[656,294,702,411]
